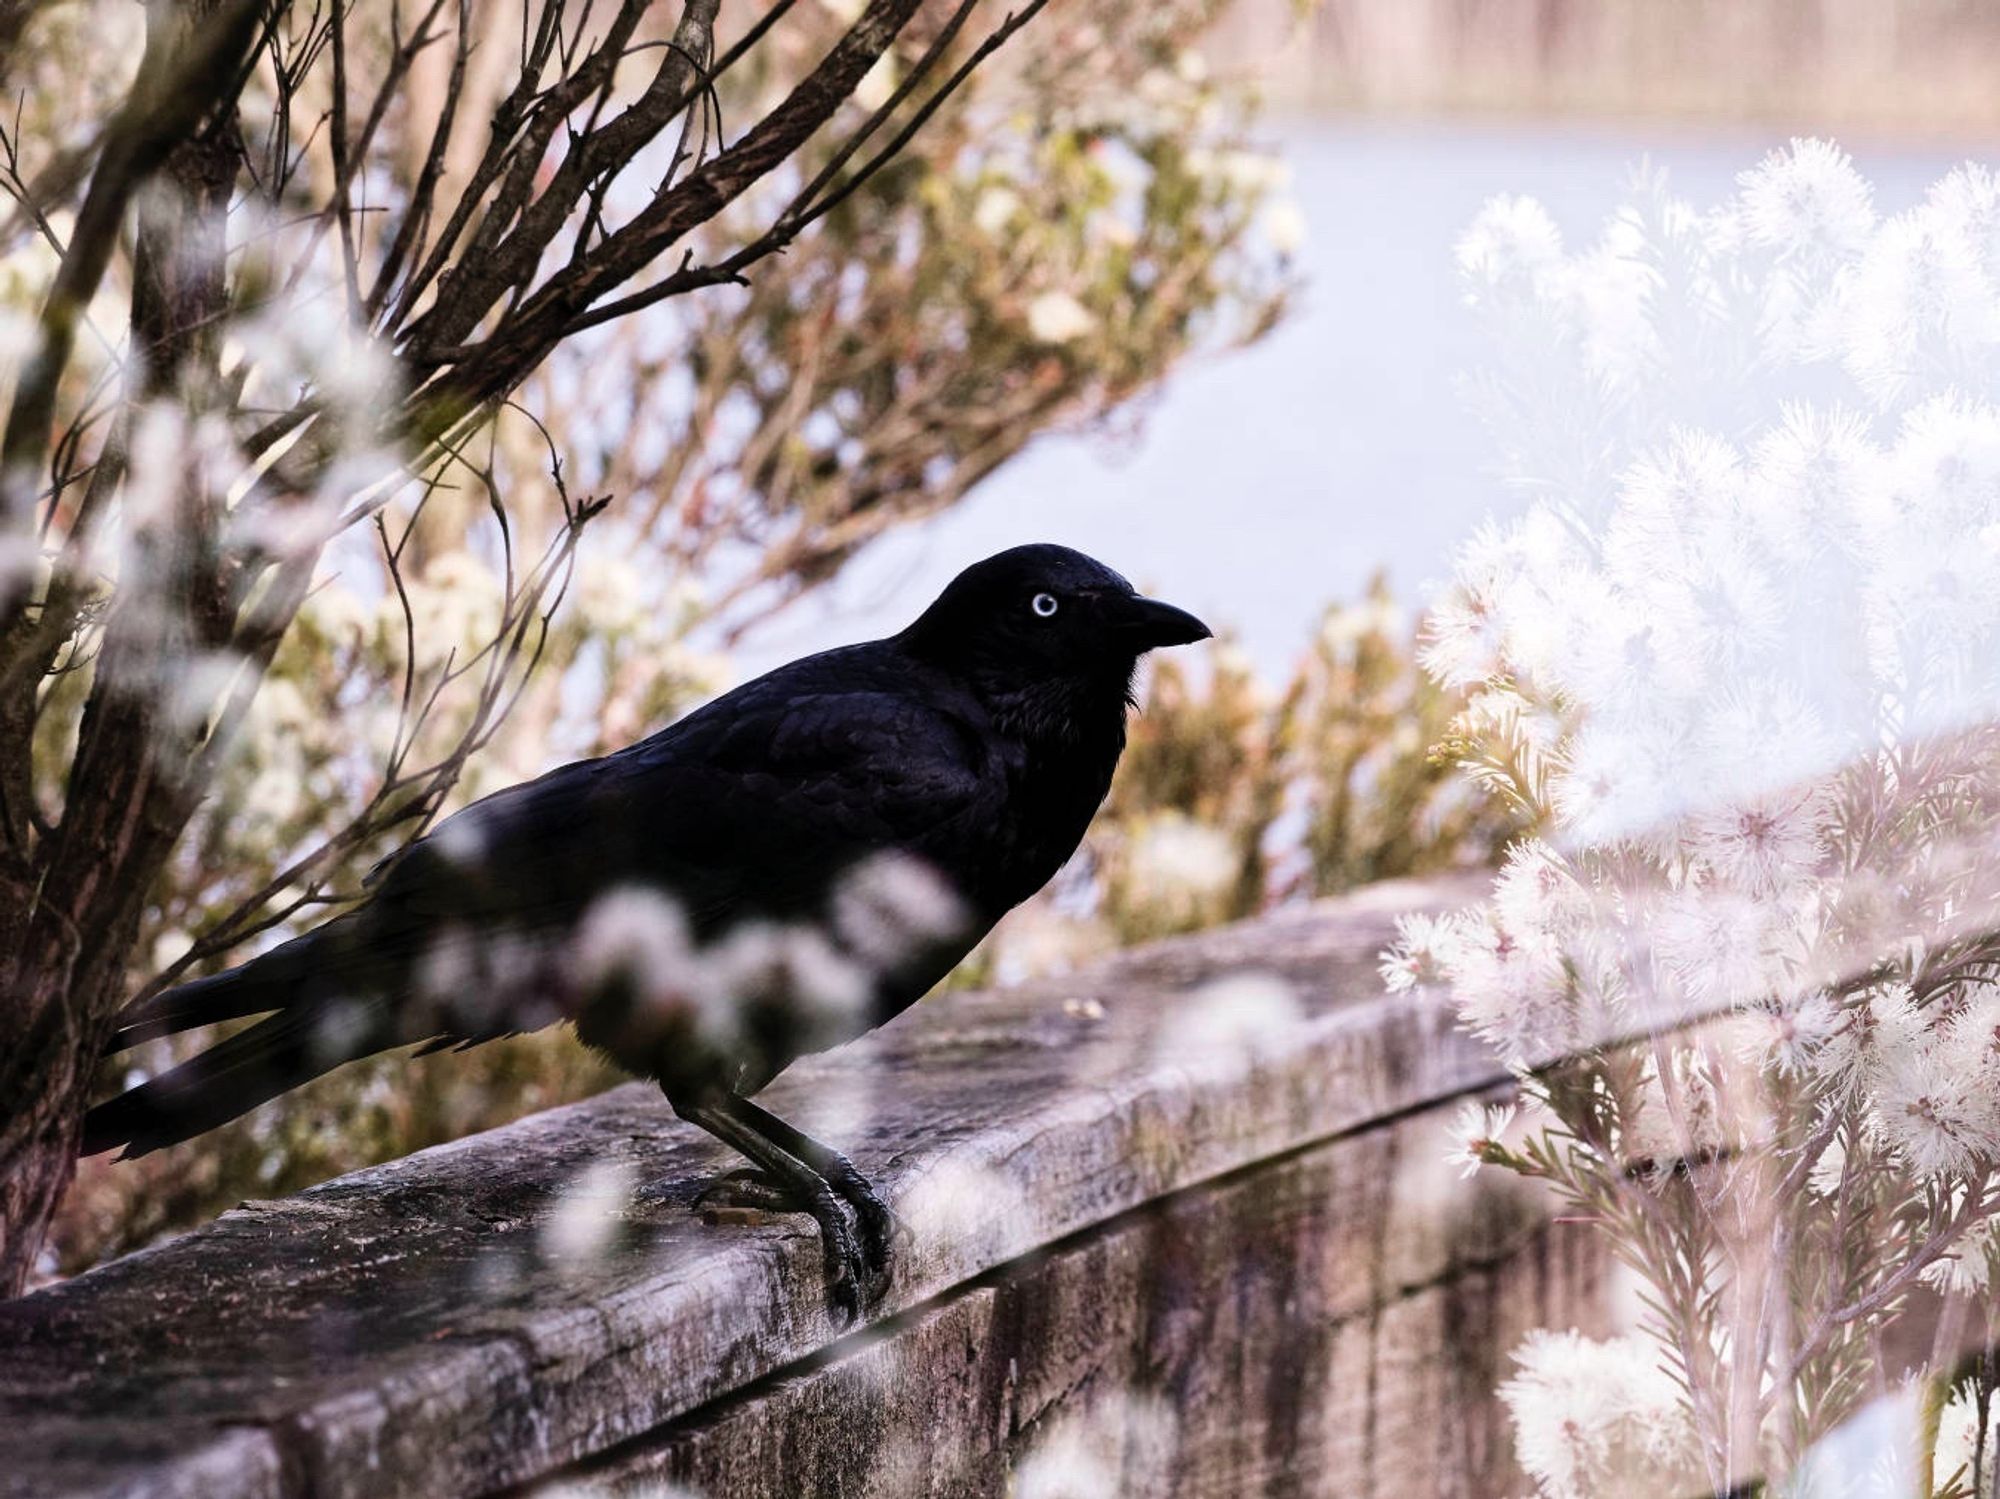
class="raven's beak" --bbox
[1109,594,1212,649]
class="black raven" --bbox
[82,543,1209,1318]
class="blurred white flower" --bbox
[0,306,37,378]
[896,1157,1032,1261]
[831,851,967,971]
[1261,198,1307,257]
[540,1158,637,1265]
[1012,1394,1179,1499]
[1379,910,1468,993]
[973,185,1021,237]
[1456,195,1565,309]
[1153,971,1300,1072]
[1026,290,1097,345]
[568,886,701,1028]
[1501,1329,1697,1499]
[1121,814,1235,915]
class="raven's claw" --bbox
[830,1173,898,1295]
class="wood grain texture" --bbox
[576,1107,1609,1499]
[0,873,1609,1499]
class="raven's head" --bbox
[898,544,1210,699]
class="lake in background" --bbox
[728,120,1999,681]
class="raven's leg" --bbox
[671,1094,869,1325]
[719,1096,897,1286]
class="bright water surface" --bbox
[729,120,1999,680]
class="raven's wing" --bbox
[111,666,1000,1043]
[375,675,1003,939]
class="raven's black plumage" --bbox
[83,543,1208,1316]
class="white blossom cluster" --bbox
[1382,141,2000,1492]
[1499,1330,1700,1499]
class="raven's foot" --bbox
[723,1097,901,1294]
[673,1099,875,1326]
[691,1167,877,1320]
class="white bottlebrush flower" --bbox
[1651,885,1782,1013]
[1918,162,2000,349]
[1490,839,1593,941]
[1025,290,1097,344]
[1644,545,1784,689]
[1549,723,1682,849]
[1421,518,1535,688]
[1686,788,1825,894]
[1736,138,1875,265]
[1447,917,1576,1064]
[1419,584,1506,690]
[1806,1127,1848,1198]
[1741,403,1878,560]
[1933,1376,2000,1488]
[1379,910,1466,993]
[1601,430,1743,592]
[1500,1329,1698,1499]
[1692,678,1842,808]
[1878,394,2000,539]
[1570,210,1662,390]
[1839,211,1953,405]
[1738,988,1841,1076]
[1397,143,2000,1465]
[1811,982,1920,1096]
[1442,1098,1517,1178]
[1920,1212,2000,1295]
[1866,1027,2000,1178]
[1456,194,1565,310]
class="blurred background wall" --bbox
[1215,0,2000,134]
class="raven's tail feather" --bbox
[81,992,397,1160]
[107,922,354,1048]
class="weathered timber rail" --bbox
[0,875,1615,1498]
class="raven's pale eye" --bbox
[1030,591,1059,618]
